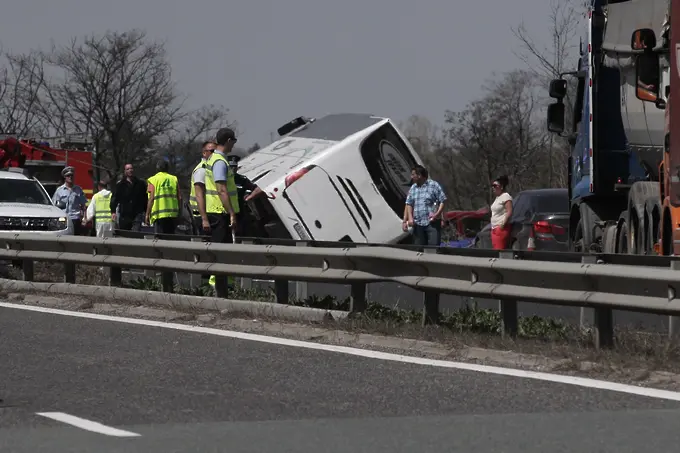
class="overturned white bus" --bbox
[239,113,425,243]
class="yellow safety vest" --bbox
[93,191,112,224]
[189,152,240,216]
[147,171,179,223]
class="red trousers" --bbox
[491,224,511,250]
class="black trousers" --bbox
[192,213,233,287]
[72,220,88,236]
[154,217,177,235]
[118,212,144,232]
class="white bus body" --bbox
[239,113,424,243]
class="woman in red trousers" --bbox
[490,175,513,250]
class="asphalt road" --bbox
[2,302,680,452]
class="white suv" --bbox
[0,168,73,234]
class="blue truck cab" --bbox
[546,0,668,254]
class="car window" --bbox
[532,193,569,213]
[510,194,531,221]
[0,179,52,205]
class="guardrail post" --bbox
[579,255,597,331]
[238,239,253,290]
[214,275,228,298]
[21,260,34,282]
[295,241,309,302]
[143,234,174,293]
[275,280,289,304]
[350,283,367,313]
[587,256,613,349]
[109,266,122,287]
[498,250,518,338]
[669,261,680,338]
[422,248,440,326]
[144,235,156,279]
[190,237,203,289]
[64,263,76,284]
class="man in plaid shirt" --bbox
[403,165,446,246]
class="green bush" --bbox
[125,276,568,340]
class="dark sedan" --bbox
[474,188,569,251]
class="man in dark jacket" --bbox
[226,151,266,237]
[110,163,148,231]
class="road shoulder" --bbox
[3,290,680,393]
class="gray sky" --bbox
[1,0,553,148]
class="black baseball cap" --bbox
[215,127,237,145]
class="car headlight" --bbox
[48,217,68,231]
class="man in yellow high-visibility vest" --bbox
[145,160,181,235]
[189,137,238,292]
[83,179,113,238]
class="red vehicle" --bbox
[441,207,490,247]
[0,134,95,201]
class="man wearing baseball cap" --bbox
[188,130,239,294]
[212,127,240,232]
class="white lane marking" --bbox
[36,412,141,437]
[4,302,680,402]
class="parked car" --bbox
[473,188,569,251]
[0,167,74,271]
[0,168,73,235]
[440,207,490,248]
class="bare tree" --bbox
[512,0,582,84]
[512,0,583,187]
[0,50,46,135]
[437,70,548,208]
[399,114,436,155]
[38,29,185,178]
[147,105,234,190]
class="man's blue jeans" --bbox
[413,222,441,246]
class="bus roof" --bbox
[238,113,388,189]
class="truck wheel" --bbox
[616,211,629,254]
[645,201,661,255]
[628,182,659,255]
[572,220,585,253]
[602,224,617,254]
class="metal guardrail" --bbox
[1,231,680,350]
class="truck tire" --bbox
[572,203,597,253]
[616,211,629,254]
[572,219,585,253]
[645,199,662,255]
[602,223,617,254]
[627,182,658,255]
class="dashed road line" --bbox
[36,412,141,437]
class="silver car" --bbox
[0,169,73,235]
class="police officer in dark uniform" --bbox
[225,150,263,237]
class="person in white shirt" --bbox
[489,175,513,250]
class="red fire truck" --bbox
[0,134,95,201]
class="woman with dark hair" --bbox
[490,175,513,250]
